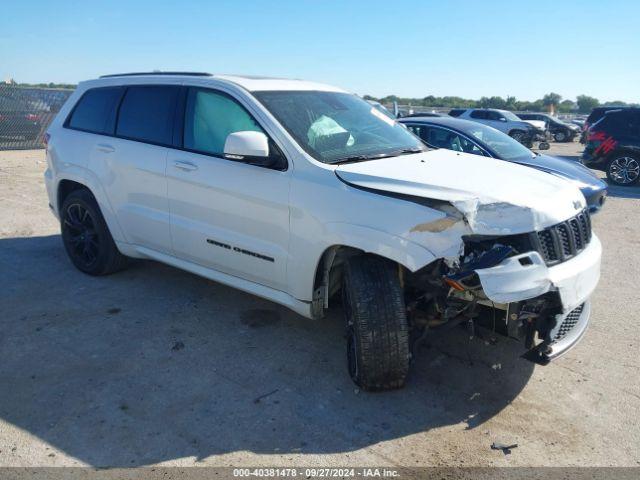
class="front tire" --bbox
[61,189,128,275]
[342,256,410,391]
[606,155,640,186]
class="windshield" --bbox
[466,123,533,161]
[254,91,426,163]
[501,110,521,122]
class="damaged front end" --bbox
[405,208,600,364]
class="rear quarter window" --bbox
[67,87,124,134]
[448,109,465,117]
[116,85,179,145]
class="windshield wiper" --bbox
[397,147,426,155]
[330,147,426,165]
[330,152,398,164]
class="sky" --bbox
[1,0,639,102]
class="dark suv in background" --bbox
[581,107,633,143]
[517,112,580,142]
[582,108,640,186]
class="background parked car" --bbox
[582,108,640,186]
[400,116,608,212]
[517,112,580,142]
[0,97,42,141]
[581,107,633,143]
[449,108,546,148]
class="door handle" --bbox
[97,144,115,153]
[174,160,198,171]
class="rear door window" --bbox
[67,87,124,134]
[116,85,179,145]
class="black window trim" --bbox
[65,83,288,172]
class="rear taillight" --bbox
[25,113,40,122]
[43,133,50,147]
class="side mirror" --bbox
[224,131,286,169]
[224,131,269,159]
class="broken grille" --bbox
[554,304,584,341]
[534,209,592,266]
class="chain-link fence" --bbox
[0,84,74,150]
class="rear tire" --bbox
[342,256,410,391]
[554,131,567,142]
[61,189,128,275]
[606,154,640,186]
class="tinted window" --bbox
[184,88,264,155]
[470,110,488,119]
[487,111,504,121]
[601,111,640,135]
[406,124,483,155]
[405,124,430,142]
[116,86,179,145]
[425,126,483,154]
[465,123,533,161]
[587,107,620,125]
[449,109,465,117]
[68,87,123,134]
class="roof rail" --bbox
[99,71,212,78]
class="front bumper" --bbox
[474,234,601,314]
[544,300,591,361]
[474,236,600,364]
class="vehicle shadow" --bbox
[0,235,535,466]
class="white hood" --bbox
[335,149,586,235]
[523,119,546,130]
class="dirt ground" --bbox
[0,144,639,468]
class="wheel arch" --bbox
[57,179,91,213]
[306,225,437,318]
[55,175,127,244]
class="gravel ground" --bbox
[0,144,639,468]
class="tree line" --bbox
[364,92,638,114]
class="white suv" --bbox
[45,73,601,390]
